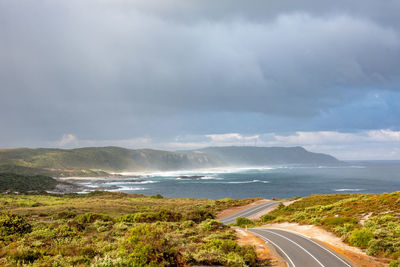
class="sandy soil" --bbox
[235,227,286,266]
[261,223,389,267]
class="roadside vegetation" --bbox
[0,173,60,192]
[0,191,262,266]
[257,192,400,265]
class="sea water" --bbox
[76,161,400,199]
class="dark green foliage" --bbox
[9,247,41,263]
[120,210,182,223]
[0,173,58,191]
[321,216,358,227]
[184,208,215,223]
[260,214,276,222]
[75,212,114,224]
[390,260,400,267]
[201,219,225,231]
[198,238,258,266]
[150,194,164,199]
[0,192,261,266]
[56,210,77,219]
[0,213,32,237]
[235,217,254,227]
[125,224,181,266]
[349,228,375,248]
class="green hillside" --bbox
[0,173,59,192]
[0,147,219,176]
[192,146,340,165]
[0,146,340,177]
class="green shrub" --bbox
[260,214,276,223]
[235,217,254,227]
[201,239,258,266]
[150,194,164,199]
[10,247,42,263]
[184,208,215,223]
[57,211,76,219]
[367,239,394,256]
[321,217,358,227]
[120,210,182,223]
[75,212,113,224]
[79,246,98,258]
[125,224,181,266]
[390,260,400,267]
[225,252,246,266]
[201,219,224,231]
[0,213,32,237]
[349,228,374,248]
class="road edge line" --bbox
[260,229,325,267]
[265,227,352,267]
[248,229,296,267]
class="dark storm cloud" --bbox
[1,0,400,149]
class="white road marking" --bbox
[220,201,277,222]
[266,228,352,267]
[249,229,296,267]
[260,229,325,267]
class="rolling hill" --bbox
[0,146,340,177]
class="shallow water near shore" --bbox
[73,161,400,199]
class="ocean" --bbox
[75,161,400,199]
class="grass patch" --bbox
[0,191,261,266]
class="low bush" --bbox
[125,224,181,266]
[0,213,32,237]
[260,214,276,222]
[321,216,358,227]
[201,219,225,231]
[120,210,182,223]
[75,212,113,224]
[390,260,400,267]
[235,217,254,227]
[349,228,374,248]
[184,208,215,223]
[9,247,42,263]
[150,194,163,199]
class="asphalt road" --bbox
[248,228,353,267]
[219,200,278,224]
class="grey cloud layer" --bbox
[1,0,400,145]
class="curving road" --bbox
[249,228,352,267]
[219,201,353,266]
[219,201,278,224]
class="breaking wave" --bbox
[106,187,147,192]
[334,188,365,192]
[224,180,270,184]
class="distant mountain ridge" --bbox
[0,146,340,176]
[189,146,339,165]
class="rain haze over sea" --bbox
[75,161,400,199]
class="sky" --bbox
[1,0,400,160]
